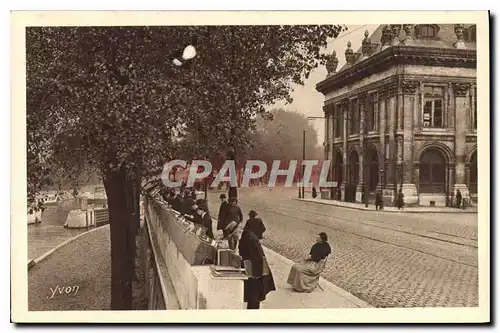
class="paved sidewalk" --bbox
[28,226,111,311]
[261,247,371,309]
[29,221,369,310]
[295,198,478,213]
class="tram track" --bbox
[254,205,477,268]
[273,204,477,246]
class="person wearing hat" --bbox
[195,200,214,239]
[217,193,230,234]
[238,228,276,309]
[183,198,198,222]
[244,210,266,240]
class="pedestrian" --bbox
[456,189,462,209]
[183,199,198,222]
[217,193,230,235]
[312,186,317,199]
[397,188,404,210]
[375,190,383,210]
[244,210,266,240]
[195,200,214,239]
[227,198,243,225]
[236,228,276,309]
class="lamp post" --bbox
[304,116,327,199]
[173,43,207,200]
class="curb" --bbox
[294,198,478,214]
[27,225,109,270]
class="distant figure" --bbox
[244,210,266,240]
[456,189,462,209]
[312,186,318,199]
[217,194,230,235]
[287,232,331,293]
[375,190,383,210]
[238,229,276,309]
[195,200,214,239]
[337,187,342,201]
[397,188,404,210]
[227,199,244,225]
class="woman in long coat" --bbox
[287,232,331,293]
[237,229,276,309]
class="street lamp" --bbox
[171,43,208,201]
[302,116,326,199]
[172,45,197,66]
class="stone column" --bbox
[378,92,386,191]
[328,105,335,199]
[383,83,398,205]
[356,94,366,203]
[452,83,470,201]
[341,101,348,199]
[395,82,404,192]
[400,80,419,206]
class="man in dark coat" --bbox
[183,199,198,222]
[456,189,462,208]
[237,228,276,309]
[312,186,317,199]
[397,188,404,210]
[195,200,214,239]
[244,210,266,240]
[217,193,230,234]
[227,199,243,225]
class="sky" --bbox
[271,24,379,144]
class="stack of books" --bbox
[210,265,247,279]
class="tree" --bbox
[246,109,322,181]
[26,24,345,309]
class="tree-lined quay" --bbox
[27,25,346,309]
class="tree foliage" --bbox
[26,24,345,309]
[246,108,322,167]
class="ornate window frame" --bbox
[420,83,448,130]
[466,25,476,43]
[415,24,441,40]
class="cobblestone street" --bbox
[207,187,478,308]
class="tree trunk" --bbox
[103,169,136,310]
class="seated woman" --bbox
[287,232,331,293]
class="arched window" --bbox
[367,148,379,192]
[348,150,359,185]
[419,149,447,193]
[366,93,377,132]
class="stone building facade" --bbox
[316,24,477,207]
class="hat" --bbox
[249,210,257,218]
[196,199,207,211]
[186,199,197,207]
[219,193,227,199]
[224,221,239,239]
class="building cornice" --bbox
[324,74,476,106]
[316,46,476,94]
